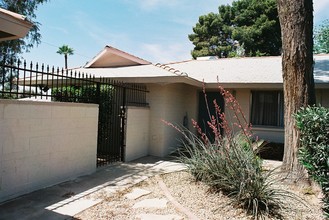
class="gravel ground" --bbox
[75,171,324,220]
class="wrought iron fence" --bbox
[0,59,149,106]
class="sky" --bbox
[22,0,329,68]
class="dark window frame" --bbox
[250,90,284,128]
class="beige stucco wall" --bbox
[147,83,198,157]
[144,85,329,157]
[0,100,98,203]
[223,88,251,134]
[125,106,150,162]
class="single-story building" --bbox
[0,7,33,41]
[75,45,329,160]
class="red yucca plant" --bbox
[164,81,305,219]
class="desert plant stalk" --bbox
[165,85,306,219]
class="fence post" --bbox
[120,87,127,162]
[96,81,100,104]
[1,58,4,98]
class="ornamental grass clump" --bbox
[167,84,303,219]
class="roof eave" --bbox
[84,45,151,68]
[0,8,33,41]
[204,82,284,89]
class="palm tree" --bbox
[57,45,74,69]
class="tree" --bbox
[0,0,48,92]
[231,0,281,56]
[189,0,281,59]
[314,19,329,54]
[0,0,49,62]
[57,45,74,69]
[188,7,234,59]
[277,0,315,174]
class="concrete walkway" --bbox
[0,156,186,220]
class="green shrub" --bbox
[295,106,329,218]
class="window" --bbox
[250,91,284,127]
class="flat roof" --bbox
[167,55,329,85]
[77,52,329,89]
[74,64,200,85]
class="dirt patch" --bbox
[75,171,324,220]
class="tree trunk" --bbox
[276,0,315,175]
[64,54,68,69]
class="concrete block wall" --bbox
[162,84,198,155]
[0,100,98,203]
[147,84,166,156]
[125,107,150,162]
[147,83,198,157]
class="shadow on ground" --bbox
[0,156,180,220]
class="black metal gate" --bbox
[94,81,148,167]
[96,83,126,166]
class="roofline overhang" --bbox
[203,82,329,89]
[85,45,151,68]
[94,75,202,87]
[0,8,33,41]
[16,75,203,88]
[18,74,329,90]
[204,82,283,89]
